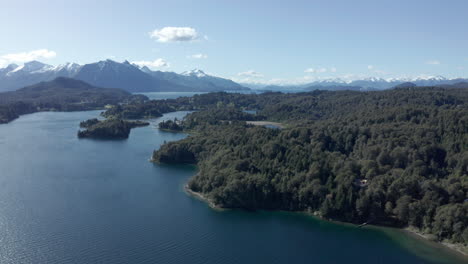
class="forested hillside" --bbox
[152,87,468,245]
[0,77,138,124]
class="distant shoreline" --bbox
[0,108,106,125]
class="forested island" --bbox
[0,77,142,124]
[103,85,468,253]
[78,118,149,139]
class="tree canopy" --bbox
[151,87,468,245]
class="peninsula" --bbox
[139,87,468,254]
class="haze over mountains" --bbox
[0,60,248,93]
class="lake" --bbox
[0,106,466,263]
[138,89,296,101]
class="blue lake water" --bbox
[138,92,207,100]
[138,89,296,101]
[0,108,466,263]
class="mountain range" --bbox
[2,60,467,93]
[245,76,468,91]
[0,60,248,93]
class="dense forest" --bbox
[4,78,465,245]
[150,87,468,246]
[0,77,138,124]
[77,118,149,139]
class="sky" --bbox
[0,0,467,84]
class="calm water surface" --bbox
[0,106,466,263]
[138,89,282,101]
[139,91,207,100]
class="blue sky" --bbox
[0,0,467,84]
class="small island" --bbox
[77,119,149,139]
[158,119,183,131]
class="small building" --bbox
[353,179,369,188]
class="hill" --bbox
[393,82,417,89]
[0,77,137,124]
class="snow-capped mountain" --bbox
[181,69,208,78]
[244,75,468,91]
[8,61,54,75]
[73,60,167,92]
[0,61,64,91]
[53,63,82,76]
[346,76,468,90]
[2,60,465,93]
[0,60,249,92]
[141,68,247,92]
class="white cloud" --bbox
[426,60,440,65]
[305,67,329,73]
[188,53,208,59]
[0,49,56,66]
[238,70,264,78]
[367,65,374,70]
[149,27,199,43]
[132,58,169,68]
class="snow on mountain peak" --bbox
[316,78,349,84]
[22,61,52,72]
[181,69,207,78]
[53,62,81,73]
[413,75,447,81]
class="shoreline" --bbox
[184,184,222,210]
[403,226,468,257]
[0,108,107,125]
[184,183,468,259]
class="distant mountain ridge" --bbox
[243,76,468,91]
[0,60,249,93]
[145,68,244,92]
